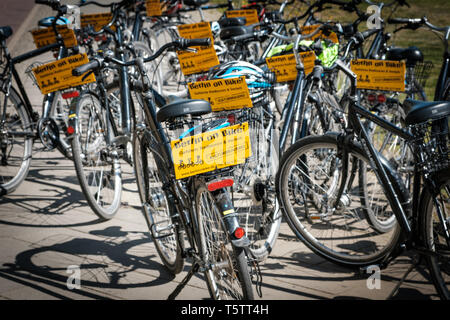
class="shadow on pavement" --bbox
[0,226,175,299]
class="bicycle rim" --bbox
[0,86,32,194]
[422,178,450,300]
[276,135,401,267]
[233,114,281,261]
[71,93,122,220]
[196,184,253,300]
[133,129,183,274]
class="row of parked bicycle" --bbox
[0,0,449,300]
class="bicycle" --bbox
[0,0,83,195]
[67,0,165,220]
[73,36,260,299]
[275,19,450,298]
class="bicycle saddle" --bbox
[0,26,12,41]
[157,99,212,123]
[404,99,450,125]
[183,0,209,7]
[386,46,424,66]
[220,25,253,41]
[218,17,247,28]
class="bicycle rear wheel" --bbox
[276,134,402,267]
[0,85,33,195]
[195,184,254,300]
[233,115,281,261]
[421,177,450,300]
[71,92,122,220]
[133,128,183,274]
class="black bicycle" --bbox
[73,36,259,299]
[276,20,450,298]
[0,0,82,195]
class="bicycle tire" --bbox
[276,134,404,268]
[0,84,33,195]
[195,183,254,300]
[49,91,73,159]
[71,92,122,220]
[132,128,184,274]
[233,112,281,261]
[421,175,450,300]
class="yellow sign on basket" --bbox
[266,51,316,82]
[350,59,406,92]
[80,13,115,32]
[171,122,251,180]
[188,76,252,111]
[31,25,77,49]
[225,9,259,25]
[32,53,96,95]
[145,0,162,16]
[300,25,339,44]
[177,22,219,75]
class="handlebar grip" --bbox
[72,59,100,77]
[183,38,211,47]
[231,33,255,42]
[35,0,59,7]
[388,18,422,24]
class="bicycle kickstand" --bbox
[167,262,200,300]
[386,255,422,300]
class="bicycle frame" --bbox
[1,38,67,132]
[335,61,416,239]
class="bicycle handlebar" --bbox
[388,16,449,33]
[72,37,211,76]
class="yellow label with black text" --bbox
[177,22,219,75]
[300,25,339,44]
[145,0,162,16]
[188,76,252,111]
[171,122,251,179]
[81,13,115,32]
[32,53,96,95]
[266,51,316,82]
[225,9,259,25]
[350,59,406,92]
[31,25,77,49]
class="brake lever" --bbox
[182,47,198,53]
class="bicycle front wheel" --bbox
[0,84,33,195]
[421,176,450,300]
[276,134,402,267]
[133,129,183,274]
[195,184,254,300]
[71,92,122,220]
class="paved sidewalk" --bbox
[0,1,441,301]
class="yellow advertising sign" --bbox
[188,76,252,111]
[31,25,77,49]
[225,9,259,25]
[32,53,96,95]
[350,59,406,92]
[266,51,316,82]
[80,13,114,32]
[145,0,162,16]
[300,25,339,44]
[177,22,219,75]
[171,122,251,179]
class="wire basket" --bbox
[412,61,433,88]
[409,114,450,174]
[25,60,55,88]
[152,110,250,180]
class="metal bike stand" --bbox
[167,262,200,300]
[386,256,422,300]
